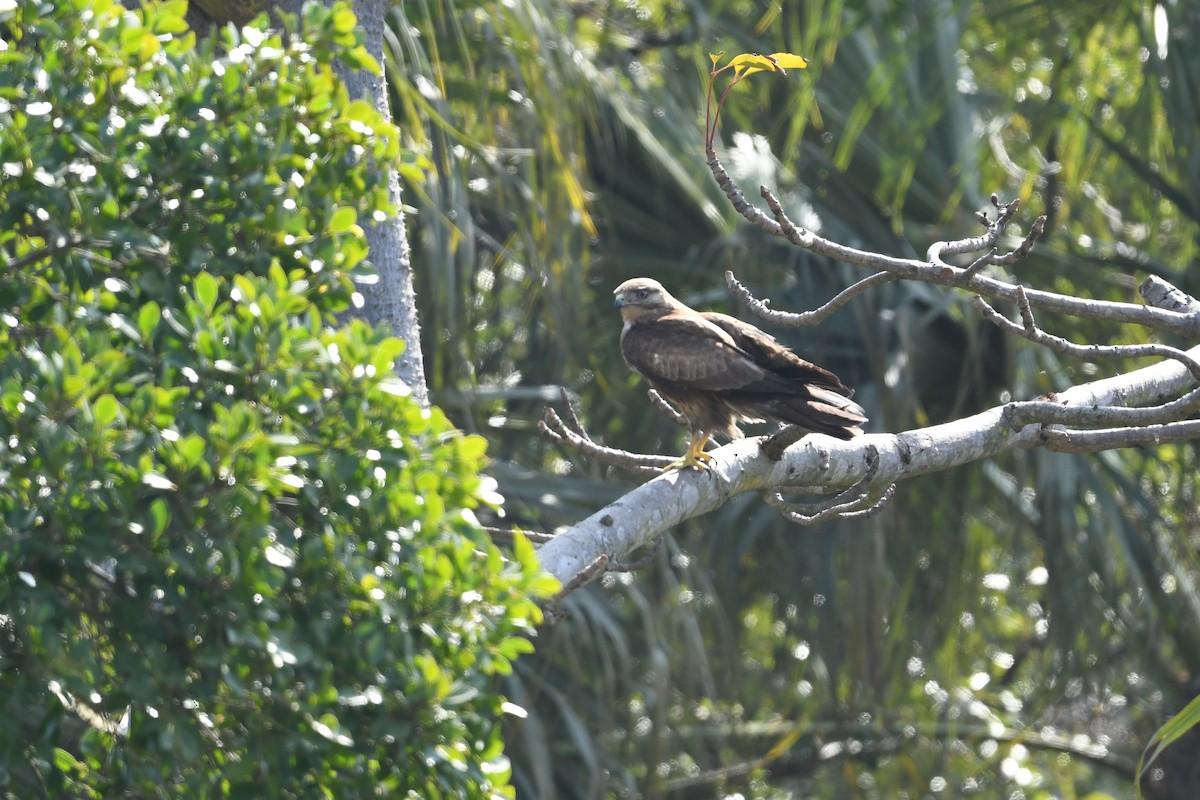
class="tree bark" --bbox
[536,342,1200,586]
[273,0,430,406]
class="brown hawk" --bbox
[614,278,867,470]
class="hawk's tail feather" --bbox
[751,395,868,440]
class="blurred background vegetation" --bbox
[387,0,1200,797]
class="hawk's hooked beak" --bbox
[613,291,627,309]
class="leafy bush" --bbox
[0,1,553,796]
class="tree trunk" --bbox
[273,0,430,407]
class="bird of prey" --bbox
[613,277,867,470]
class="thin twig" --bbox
[928,194,1022,268]
[1003,386,1200,429]
[699,150,1200,334]
[539,408,669,473]
[957,249,997,284]
[727,269,898,328]
[759,425,808,461]
[764,482,894,525]
[557,385,588,435]
[550,554,609,605]
[973,289,1200,382]
[763,446,884,524]
[836,484,896,519]
[706,147,783,235]
[989,215,1046,266]
[540,387,670,471]
[1042,420,1200,452]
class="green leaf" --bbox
[341,99,375,123]
[178,433,205,469]
[370,337,405,373]
[329,206,356,233]
[138,301,160,339]
[331,7,356,34]
[341,46,382,77]
[1136,693,1200,798]
[459,434,488,462]
[231,274,257,304]
[53,747,85,773]
[92,393,119,427]
[147,497,169,537]
[151,0,189,34]
[194,272,218,313]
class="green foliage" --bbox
[0,1,552,796]
[390,0,1200,797]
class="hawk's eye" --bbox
[637,289,648,298]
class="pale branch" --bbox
[539,387,671,473]
[1140,275,1200,315]
[547,553,608,614]
[534,343,1200,590]
[539,407,669,474]
[703,147,1200,337]
[726,268,899,328]
[1043,420,1200,452]
[758,183,1198,334]
[835,484,896,519]
[762,447,896,525]
[767,483,897,526]
[706,148,784,236]
[927,193,1022,267]
[759,424,809,461]
[1002,387,1200,429]
[973,289,1200,382]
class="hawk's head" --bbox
[613,278,683,323]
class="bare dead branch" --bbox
[727,268,899,328]
[536,151,1200,599]
[1003,386,1200,429]
[973,290,1200,382]
[764,481,894,525]
[1042,420,1200,452]
[759,425,809,461]
[836,484,897,519]
[702,149,1200,336]
[539,408,669,474]
[536,338,1200,590]
[928,193,1022,268]
[706,147,784,236]
[1139,275,1200,315]
[545,553,610,618]
[989,215,1046,266]
[764,445,881,518]
[540,387,672,471]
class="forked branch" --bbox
[706,147,1200,337]
[533,151,1200,598]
